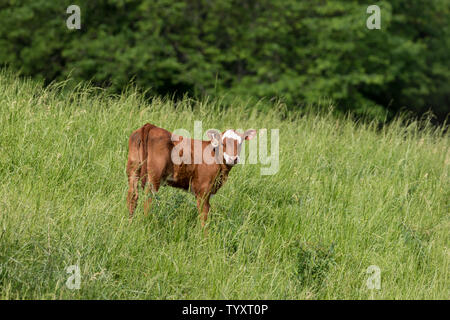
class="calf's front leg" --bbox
[196,194,211,227]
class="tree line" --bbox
[0,0,448,121]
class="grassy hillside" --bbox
[0,71,448,299]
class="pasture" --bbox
[0,71,448,299]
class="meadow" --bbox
[0,70,448,299]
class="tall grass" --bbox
[0,70,448,299]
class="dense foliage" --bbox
[0,0,449,120]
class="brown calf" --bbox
[126,123,256,225]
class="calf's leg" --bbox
[143,180,160,216]
[196,194,211,227]
[143,160,165,216]
[126,161,140,220]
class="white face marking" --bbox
[222,130,242,165]
[224,153,239,165]
[222,129,242,165]
[222,130,242,144]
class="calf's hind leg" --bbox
[126,160,140,220]
[143,161,165,217]
[143,182,159,217]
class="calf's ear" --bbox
[206,129,221,147]
[244,129,257,140]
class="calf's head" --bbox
[206,129,257,165]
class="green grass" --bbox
[0,70,449,299]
